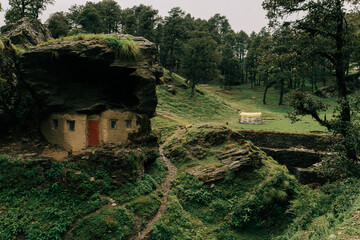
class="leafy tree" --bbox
[220,32,240,88]
[183,31,221,97]
[246,29,270,88]
[121,5,159,41]
[5,0,55,23]
[67,4,83,28]
[208,13,231,44]
[46,12,70,38]
[97,0,122,34]
[121,8,137,35]
[135,5,159,41]
[162,7,187,75]
[263,0,360,161]
[235,31,249,82]
[77,2,103,34]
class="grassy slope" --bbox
[152,71,360,240]
[151,125,299,240]
[0,154,167,240]
[152,70,336,141]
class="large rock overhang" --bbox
[19,35,162,119]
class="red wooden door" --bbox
[88,121,99,146]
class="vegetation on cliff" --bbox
[0,152,166,239]
[36,33,141,59]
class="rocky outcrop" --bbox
[164,125,265,183]
[188,166,227,183]
[238,130,335,183]
[188,148,262,183]
[0,37,18,133]
[1,17,51,47]
[20,35,162,120]
[238,130,334,151]
[295,164,325,185]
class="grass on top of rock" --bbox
[0,36,16,52]
[34,33,141,59]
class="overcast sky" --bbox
[0,0,269,34]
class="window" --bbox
[67,120,75,131]
[111,120,117,129]
[126,120,132,128]
[53,119,58,130]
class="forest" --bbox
[1,0,360,239]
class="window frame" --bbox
[125,120,132,129]
[110,119,117,129]
[67,120,75,131]
[52,119,58,130]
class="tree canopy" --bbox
[5,0,55,23]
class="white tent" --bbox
[240,112,262,124]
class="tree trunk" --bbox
[278,78,284,105]
[190,80,195,98]
[263,85,269,105]
[334,0,356,160]
[21,0,26,18]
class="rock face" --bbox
[1,17,51,47]
[20,35,162,119]
[164,125,264,183]
[238,129,334,180]
[0,37,18,133]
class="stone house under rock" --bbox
[19,35,162,152]
[41,110,141,151]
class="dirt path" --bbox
[131,128,183,240]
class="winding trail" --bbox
[132,128,183,240]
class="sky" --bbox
[0,0,269,34]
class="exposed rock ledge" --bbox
[19,35,163,120]
[1,17,52,47]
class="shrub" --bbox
[110,174,158,204]
[106,35,140,59]
[126,190,161,221]
[151,195,207,240]
[72,207,134,240]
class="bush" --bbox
[72,207,134,240]
[231,166,299,229]
[110,174,158,204]
[105,35,140,59]
[151,195,209,240]
[126,190,161,221]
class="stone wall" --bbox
[238,130,335,183]
[238,130,335,152]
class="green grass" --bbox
[71,207,134,240]
[126,190,162,221]
[0,153,167,239]
[152,70,337,135]
[34,34,141,59]
[277,178,360,240]
[0,156,107,240]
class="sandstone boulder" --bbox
[1,17,51,47]
[164,125,264,183]
[188,166,227,183]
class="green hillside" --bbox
[152,70,334,142]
